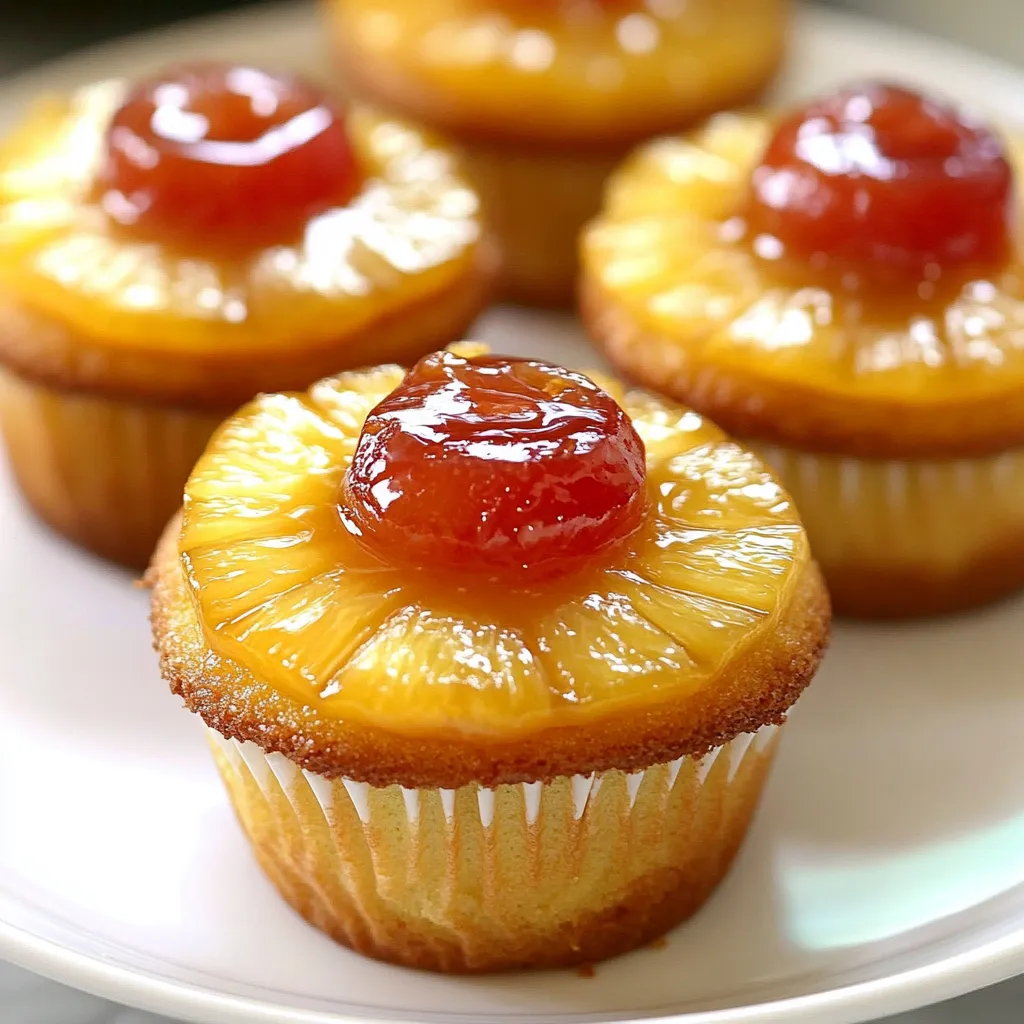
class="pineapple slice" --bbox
[0,83,483,352]
[329,0,787,144]
[583,113,1024,410]
[180,363,809,736]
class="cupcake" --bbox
[582,80,1024,618]
[0,64,494,568]
[149,343,829,972]
[327,0,788,305]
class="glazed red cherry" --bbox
[747,81,1014,279]
[344,351,648,579]
[96,63,360,247]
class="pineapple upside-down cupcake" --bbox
[327,0,789,305]
[149,343,829,972]
[0,63,494,568]
[582,80,1024,618]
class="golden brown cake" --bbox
[0,66,494,567]
[581,81,1024,617]
[327,0,788,305]
[149,343,829,972]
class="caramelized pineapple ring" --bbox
[0,81,483,353]
[582,114,1024,457]
[330,0,786,146]
[180,362,813,738]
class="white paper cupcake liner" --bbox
[755,443,1024,572]
[0,367,221,567]
[206,722,781,971]
[209,723,779,829]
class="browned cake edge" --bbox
[0,242,496,410]
[149,515,830,789]
[581,276,1024,459]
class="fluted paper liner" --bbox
[0,369,222,567]
[207,723,780,972]
[456,141,622,306]
[756,443,1024,615]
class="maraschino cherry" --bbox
[747,81,1014,281]
[344,351,648,579]
[96,63,360,247]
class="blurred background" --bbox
[0,0,1022,77]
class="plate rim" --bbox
[2,914,1023,1024]
[2,2,1024,1023]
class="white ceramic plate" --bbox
[2,4,1024,1024]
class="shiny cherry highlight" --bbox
[96,63,360,247]
[746,81,1014,280]
[344,351,648,579]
